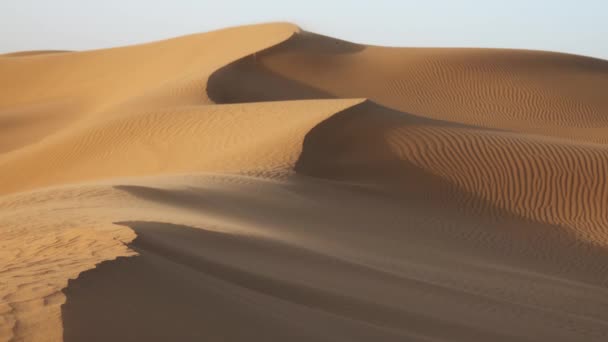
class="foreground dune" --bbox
[1,22,608,341]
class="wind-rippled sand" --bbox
[1,23,608,341]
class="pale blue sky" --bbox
[1,0,606,59]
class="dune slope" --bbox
[1,23,608,342]
[209,31,608,142]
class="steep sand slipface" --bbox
[2,23,608,341]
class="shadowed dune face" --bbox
[295,101,608,245]
[62,222,415,342]
[61,200,608,342]
[2,23,608,342]
[207,31,361,103]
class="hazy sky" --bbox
[1,0,606,59]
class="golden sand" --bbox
[1,23,608,341]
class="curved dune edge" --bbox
[0,187,138,342]
[0,99,364,195]
[1,22,608,341]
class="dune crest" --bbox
[2,23,608,341]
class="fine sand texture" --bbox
[1,22,608,341]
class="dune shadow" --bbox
[60,221,450,342]
[207,30,364,104]
[60,222,344,342]
[207,53,333,104]
[60,216,608,341]
[208,41,506,134]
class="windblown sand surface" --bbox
[1,22,608,341]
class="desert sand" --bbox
[1,22,608,341]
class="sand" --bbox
[1,22,608,341]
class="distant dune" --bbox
[0,50,71,57]
[1,23,608,342]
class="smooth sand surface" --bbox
[1,22,608,341]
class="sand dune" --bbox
[210,31,608,142]
[2,23,608,341]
